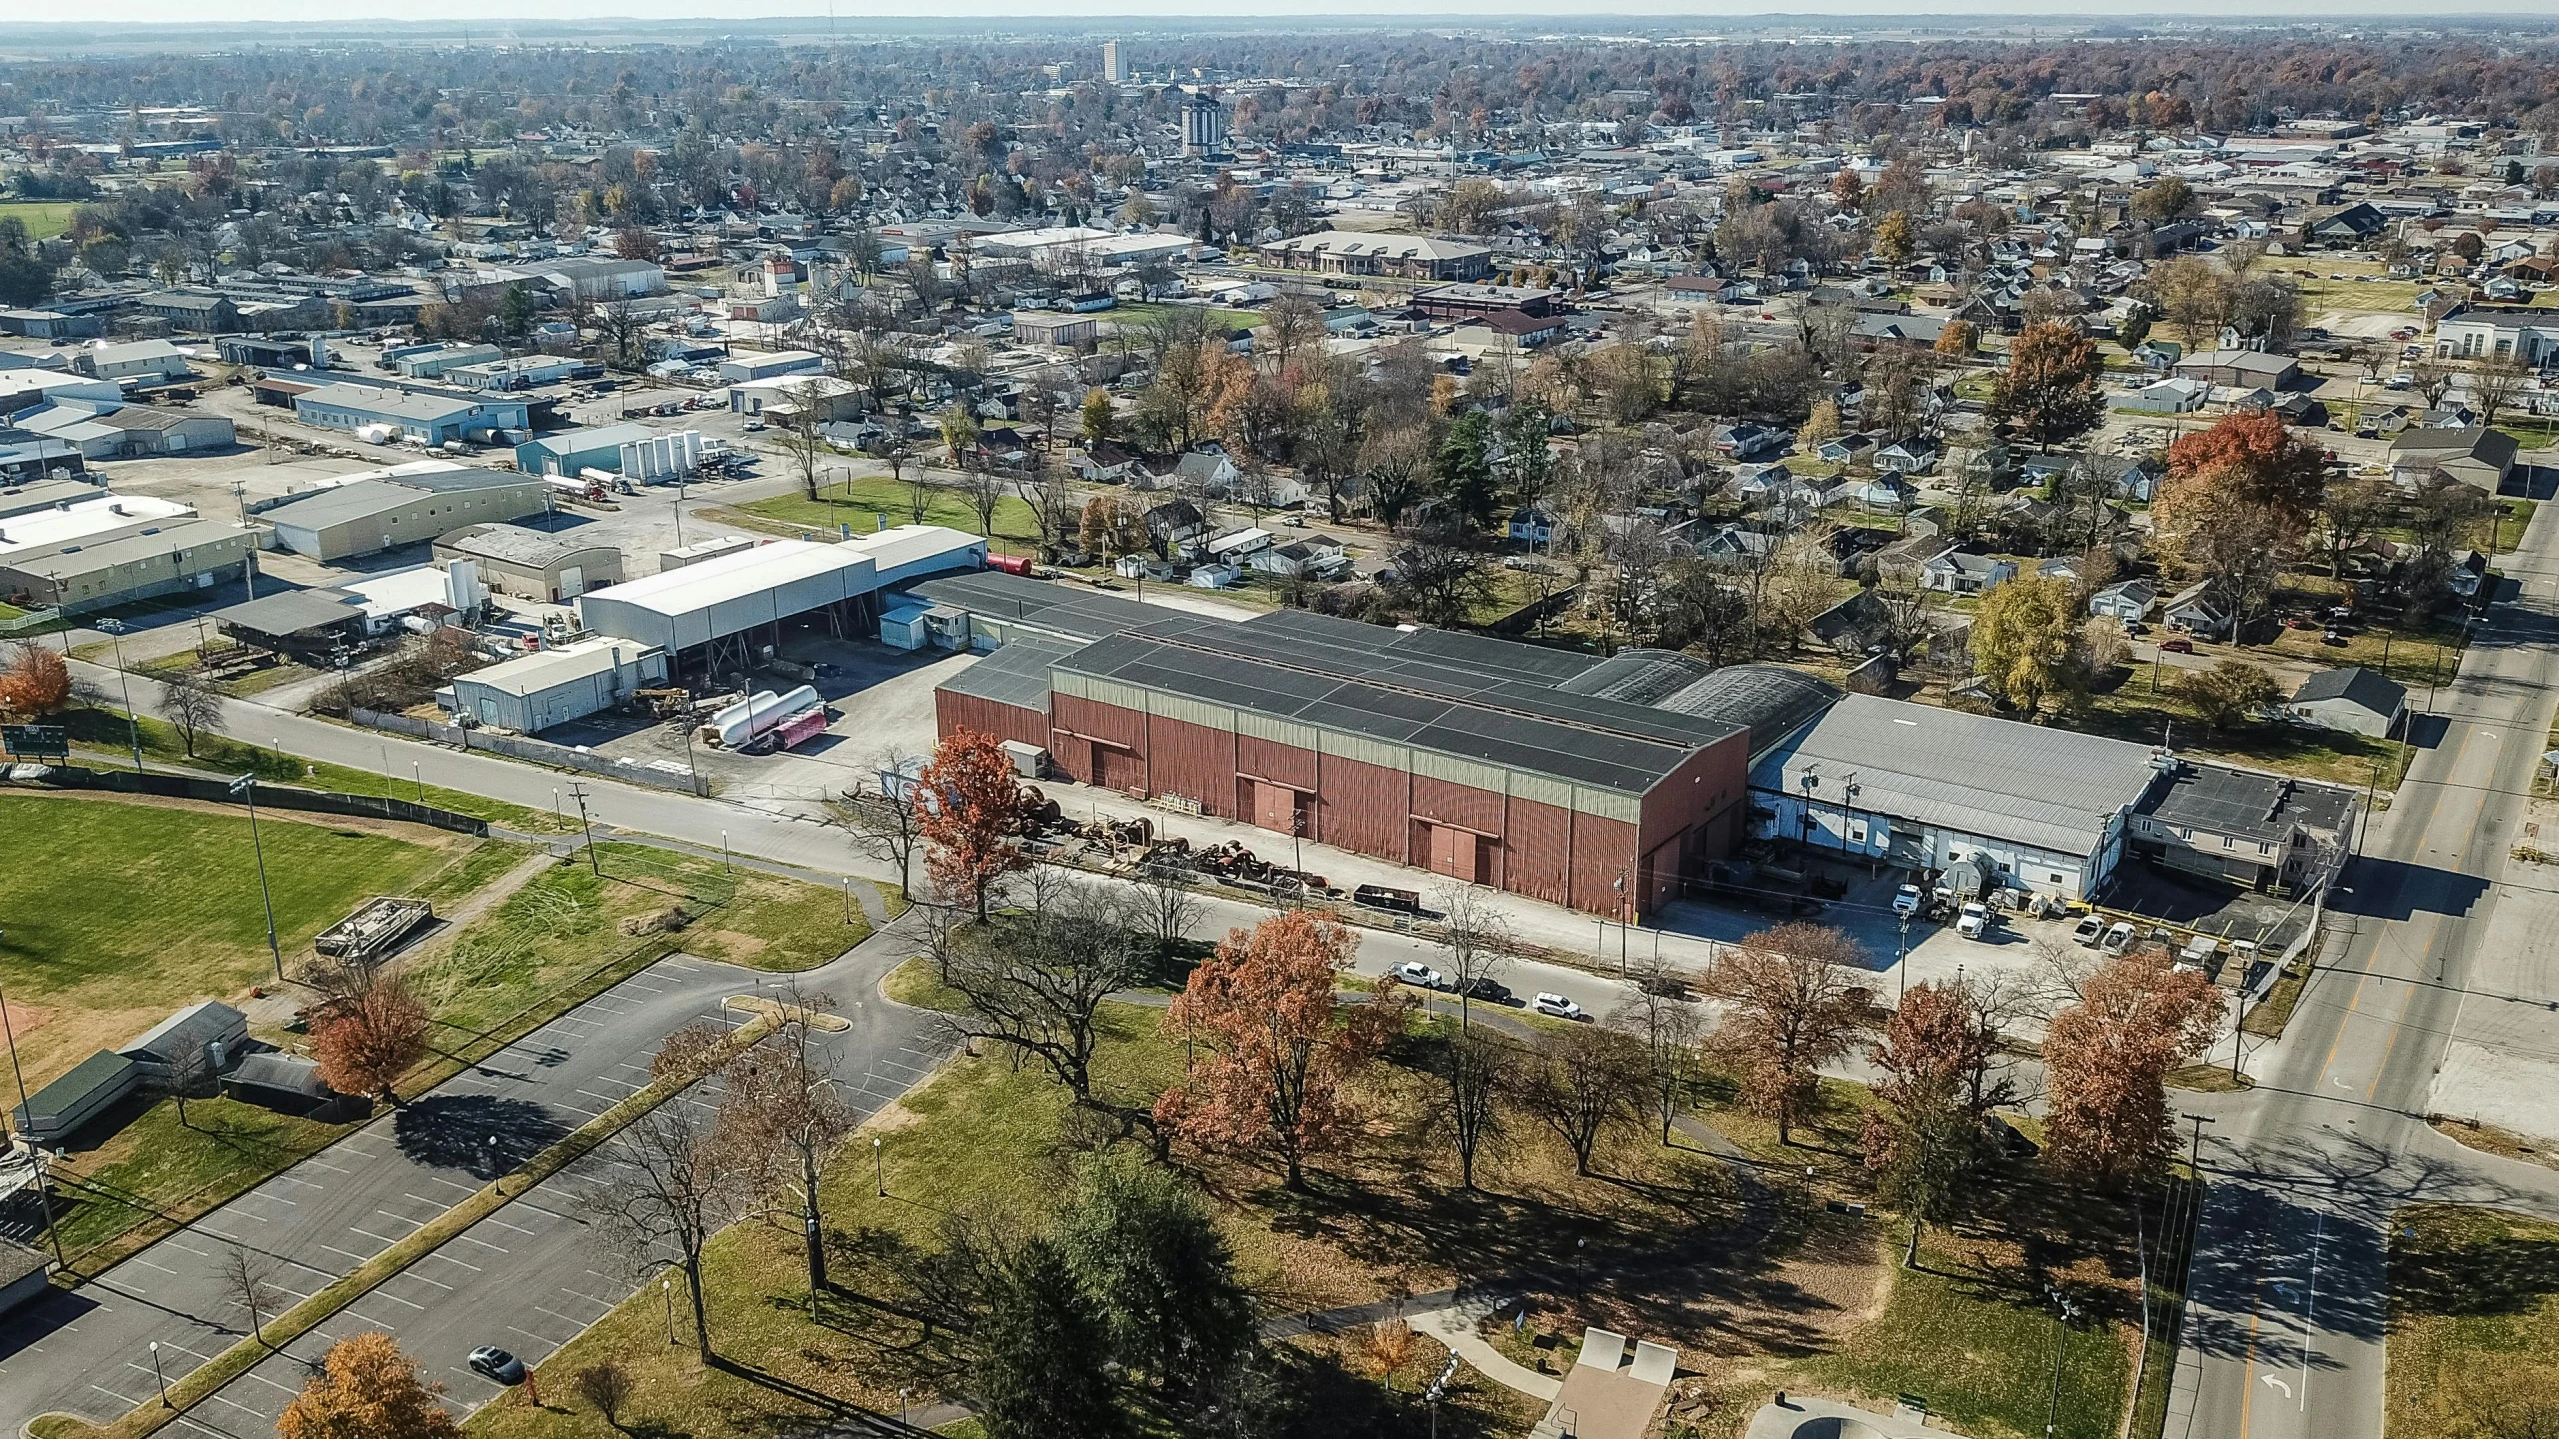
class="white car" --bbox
[1393,962,1447,990]
[1530,992,1585,1021]
[1957,902,1992,940]
[2100,921,2137,955]
[1892,884,1923,919]
[2071,914,2107,947]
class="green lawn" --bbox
[1105,301,1262,333]
[2295,277,2425,315]
[2388,1206,2559,1437]
[2076,681,2411,793]
[724,474,1039,555]
[0,200,78,240]
[409,841,867,1040]
[61,706,574,833]
[0,792,473,1091]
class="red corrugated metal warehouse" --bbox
[917,573,1837,920]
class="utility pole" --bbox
[94,619,143,772]
[228,774,284,981]
[567,782,599,875]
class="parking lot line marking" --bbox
[348,1226,401,1246]
[245,1370,302,1397]
[481,1216,539,1237]
[423,1175,480,1194]
[373,1288,427,1309]
[345,1310,399,1331]
[425,1251,483,1272]
[130,1257,180,1277]
[209,1392,265,1418]
[299,1158,352,1175]
[375,1210,427,1228]
[318,1242,372,1264]
[456,1233,509,1254]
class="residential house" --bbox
[1251,534,1352,579]
[1920,547,2017,595]
[1071,441,1141,484]
[2388,427,2519,492]
[2288,666,2408,738]
[2164,582,2234,640]
[1876,436,1942,476]
[2175,349,2302,390]
[1816,434,1877,467]
[1142,498,1206,556]
[1508,505,1558,546]
[2125,376,2209,414]
[2089,578,2157,623]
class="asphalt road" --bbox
[2165,496,2559,1439]
[0,931,936,1436]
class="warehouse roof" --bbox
[438,522,616,568]
[458,635,663,698]
[1556,648,1714,705]
[261,472,523,531]
[0,518,251,580]
[13,1049,136,1132]
[1058,614,1738,795]
[1752,694,2163,857]
[1653,665,1843,757]
[209,586,366,637]
[521,422,655,456]
[294,382,494,423]
[906,570,1162,643]
[576,538,865,617]
[940,635,1077,712]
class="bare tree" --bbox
[1440,1026,1512,1191]
[163,1039,218,1128]
[1611,957,1703,1144]
[964,462,1009,539]
[584,1099,753,1364]
[936,886,1155,1140]
[1432,884,1514,1029]
[719,981,855,1305]
[833,753,926,897]
[219,1245,288,1351]
[2470,354,2531,429]
[573,1363,634,1432]
[1135,862,1204,950]
[160,670,227,758]
[1523,1024,1645,1176]
[1016,464,1081,562]
[772,379,836,501]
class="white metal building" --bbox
[574,526,987,671]
[447,635,670,732]
[1747,693,2167,901]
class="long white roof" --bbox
[578,539,866,617]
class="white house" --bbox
[1920,548,2017,595]
[2288,666,2408,738]
[2089,578,2156,623]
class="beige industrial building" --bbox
[434,523,623,603]
[263,470,549,562]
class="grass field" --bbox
[0,200,78,239]
[2388,1205,2559,1436]
[61,705,574,833]
[722,473,1040,554]
[40,829,864,1265]
[0,792,475,1093]
[1105,301,1262,333]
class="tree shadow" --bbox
[392,1093,572,1174]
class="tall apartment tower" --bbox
[1181,90,1226,155]
[1102,40,1123,83]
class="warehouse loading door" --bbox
[1427,823,1483,884]
[1096,744,1143,794]
[1252,780,1302,836]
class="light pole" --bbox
[94,618,143,772]
[873,1135,885,1196]
[1897,915,1911,1003]
[662,1276,675,1345]
[2043,1283,2083,1438]
[228,774,284,981]
[150,1340,169,1407]
[568,782,599,876]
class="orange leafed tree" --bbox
[278,1332,460,1439]
[2158,409,2328,539]
[914,727,1026,919]
[2042,953,2225,1188]
[311,974,432,1105]
[1704,923,1871,1145]
[0,644,70,721]
[1156,911,1406,1189]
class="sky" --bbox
[36,0,2559,26]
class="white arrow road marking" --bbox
[2262,1375,2293,1399]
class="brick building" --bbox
[921,573,1837,918]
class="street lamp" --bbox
[1897,914,1911,1003]
[150,1340,169,1407]
[662,1276,675,1345]
[228,774,285,981]
[94,618,143,773]
[874,1135,885,1197]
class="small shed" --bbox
[222,1053,359,1120]
[0,1239,49,1315]
[13,1050,139,1142]
[2290,666,2409,738]
[118,1001,248,1084]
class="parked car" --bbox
[2100,921,2137,955]
[2322,628,2349,646]
[2161,638,2195,654]
[1957,902,1992,940]
[1393,962,1447,990]
[468,1347,526,1385]
[1530,992,1586,1021]
[1892,884,1924,920]
[1462,976,1513,1004]
[2071,914,2107,947]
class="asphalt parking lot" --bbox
[0,945,927,1435]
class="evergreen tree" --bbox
[1059,1152,1257,1415]
[978,1237,1122,1439]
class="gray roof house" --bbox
[2164,582,2234,640]
[118,1000,249,1082]
[13,1049,139,1142]
[1920,547,2016,595]
[2289,666,2409,738]
[2388,427,2519,492]
[2089,578,2156,622]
